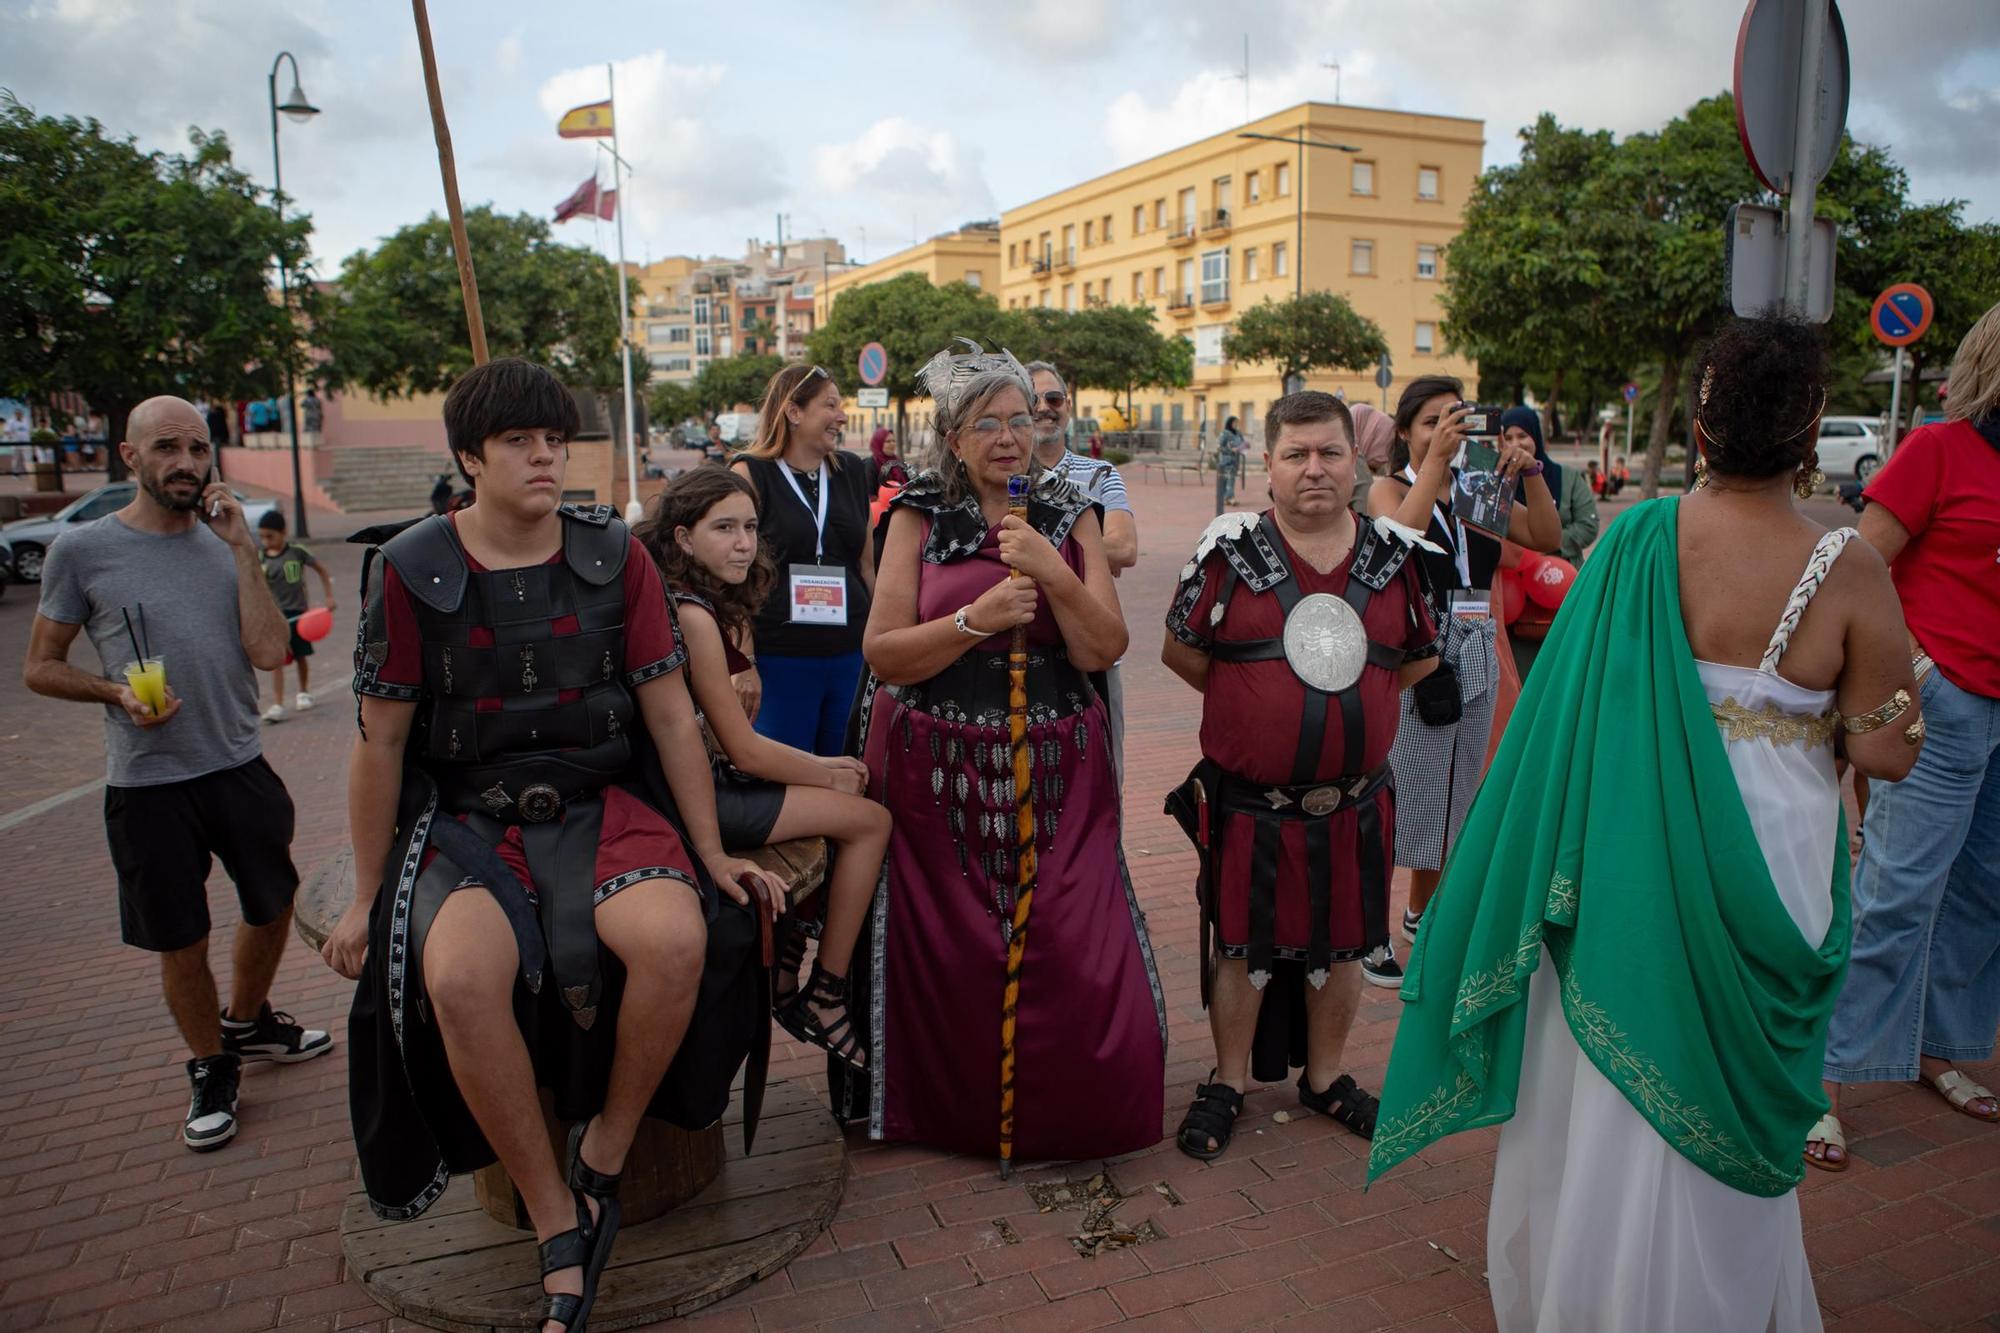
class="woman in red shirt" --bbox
[1813,300,2000,1169]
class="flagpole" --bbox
[609,61,641,521]
[410,0,488,365]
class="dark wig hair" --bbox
[1263,391,1353,452]
[633,463,776,637]
[1690,314,1830,478]
[1390,374,1466,473]
[440,357,581,485]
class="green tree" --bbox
[1223,291,1388,386]
[1061,304,1186,425]
[693,353,783,415]
[648,379,699,432]
[319,207,626,398]
[0,97,314,479]
[805,272,1013,436]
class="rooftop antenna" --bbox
[1323,58,1341,104]
[1233,35,1250,124]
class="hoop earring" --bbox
[1693,456,1710,490]
[1794,462,1825,500]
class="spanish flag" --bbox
[557,101,614,138]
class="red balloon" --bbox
[1497,569,1527,624]
[1524,556,1577,609]
[296,606,333,642]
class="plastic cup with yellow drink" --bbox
[123,657,168,717]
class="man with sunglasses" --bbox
[1028,363,1138,777]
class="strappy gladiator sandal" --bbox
[776,962,866,1068]
[560,1120,624,1328]
[772,918,807,1013]
[535,1188,600,1333]
[1299,1072,1380,1139]
[1176,1075,1245,1161]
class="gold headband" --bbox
[1695,377,1826,449]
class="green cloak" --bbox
[1368,497,1847,1198]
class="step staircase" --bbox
[322,447,455,514]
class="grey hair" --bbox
[1022,360,1067,395]
[936,371,1040,505]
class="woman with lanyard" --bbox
[732,364,875,755]
[1362,376,1559,987]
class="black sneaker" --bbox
[221,1003,333,1064]
[184,1053,241,1151]
[1401,909,1423,944]
[1361,944,1404,989]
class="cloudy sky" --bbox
[9,0,1999,279]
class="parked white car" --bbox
[0,482,280,582]
[1814,416,1885,482]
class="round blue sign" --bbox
[1623,382,1639,403]
[858,342,888,387]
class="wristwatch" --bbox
[953,606,987,637]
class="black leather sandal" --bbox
[1299,1072,1379,1139]
[776,963,866,1068]
[1176,1076,1245,1161]
[536,1198,595,1333]
[772,918,807,1011]
[561,1122,624,1328]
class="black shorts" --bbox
[104,756,300,952]
[713,765,785,852]
[286,621,315,661]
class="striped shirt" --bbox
[1049,450,1132,514]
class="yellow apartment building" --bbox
[998,101,1481,443]
[814,224,1002,327]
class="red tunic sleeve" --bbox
[355,560,424,699]
[621,536,687,685]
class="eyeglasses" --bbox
[1036,390,1068,408]
[789,365,832,398]
[969,414,1035,440]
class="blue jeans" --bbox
[752,650,865,757]
[1824,670,2000,1084]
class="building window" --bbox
[1155,199,1167,229]
[1417,244,1439,279]
[1132,272,1144,300]
[669,326,690,343]
[1352,160,1374,195]
[1244,248,1260,282]
[1063,283,1075,312]
[1178,187,1197,234]
[1273,241,1289,277]
[717,305,730,328]
[1177,257,1195,300]
[1152,266,1166,295]
[1418,166,1440,200]
[1039,289,1051,307]
[1415,321,1436,354]
[1213,175,1232,211]
[1351,240,1374,275]
[1194,324,1225,367]
[695,328,712,356]
[693,296,709,324]
[1247,170,1261,203]
[1083,220,1094,247]
[1200,248,1230,304]
[965,270,982,288]
[1133,204,1145,235]
[1103,214,1114,241]
[647,322,672,343]
[1007,243,1017,268]
[1276,162,1291,196]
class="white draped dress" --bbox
[1485,527,1853,1333]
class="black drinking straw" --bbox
[136,603,151,662]
[121,607,144,668]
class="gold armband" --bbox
[1904,717,1926,746]
[1842,688,1912,735]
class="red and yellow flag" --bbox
[557,101,614,138]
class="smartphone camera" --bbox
[1456,403,1506,437]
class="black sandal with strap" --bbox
[558,1121,624,1329]
[1176,1075,1245,1161]
[776,962,866,1068]
[1299,1072,1379,1139]
[536,1192,597,1333]
[772,918,807,1012]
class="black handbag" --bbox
[1412,658,1463,726]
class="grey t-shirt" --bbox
[38,514,263,788]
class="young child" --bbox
[255,510,334,722]
[635,465,890,1068]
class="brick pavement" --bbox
[1,469,1997,1331]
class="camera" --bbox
[1456,403,1506,437]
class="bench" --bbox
[1139,453,1207,485]
[295,836,845,1328]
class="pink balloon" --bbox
[296,606,333,642]
[1524,557,1577,609]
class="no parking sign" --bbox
[858,342,888,387]
[1871,283,1932,347]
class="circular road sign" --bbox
[858,342,888,387]
[1374,362,1393,391]
[1871,284,1933,347]
[1733,0,1851,195]
[1623,382,1640,403]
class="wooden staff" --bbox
[998,473,1035,1179]
[410,0,489,365]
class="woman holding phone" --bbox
[1362,377,1559,986]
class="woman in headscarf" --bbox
[1348,402,1398,516]
[1493,407,1599,693]
[850,339,1166,1160]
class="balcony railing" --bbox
[1030,256,1055,275]
[1166,290,1196,312]
[1166,221,1199,247]
[1200,208,1232,234]
[1053,245,1077,272]
[1199,285,1230,309]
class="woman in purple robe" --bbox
[855,340,1166,1160]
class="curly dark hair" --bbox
[1691,314,1830,479]
[633,464,775,638]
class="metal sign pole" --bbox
[1783,0,1831,315]
[1886,345,1905,460]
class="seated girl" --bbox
[636,466,890,1068]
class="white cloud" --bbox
[807,117,997,250]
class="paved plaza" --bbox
[1,463,1996,1332]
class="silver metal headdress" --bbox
[917,337,1034,429]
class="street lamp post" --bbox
[268,51,320,538]
[1237,126,1361,300]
